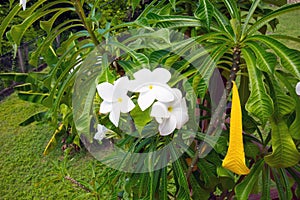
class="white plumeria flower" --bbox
[20,0,26,10]
[94,124,107,142]
[296,82,300,95]
[129,68,175,111]
[150,88,189,136]
[97,76,135,127]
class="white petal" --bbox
[296,82,300,95]
[120,96,135,113]
[133,68,151,80]
[152,68,171,83]
[100,101,112,113]
[97,82,113,101]
[138,91,156,111]
[155,117,163,124]
[94,124,107,141]
[153,85,174,102]
[112,77,130,100]
[172,99,189,129]
[159,116,177,136]
[109,109,120,127]
[97,124,107,133]
[114,76,130,91]
[172,88,183,101]
[20,0,26,10]
[150,102,170,119]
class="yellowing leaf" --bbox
[43,124,64,156]
[222,81,250,175]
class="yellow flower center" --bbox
[149,85,153,90]
[168,106,173,112]
[117,98,123,103]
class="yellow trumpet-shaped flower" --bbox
[222,81,250,175]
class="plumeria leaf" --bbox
[264,118,300,168]
[194,0,214,29]
[130,106,152,133]
[242,48,274,125]
[248,35,300,79]
[247,41,277,74]
[276,72,300,140]
[235,159,264,200]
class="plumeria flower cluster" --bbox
[96,68,189,136]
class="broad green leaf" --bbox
[194,0,214,29]
[246,42,277,74]
[130,106,152,133]
[276,72,300,140]
[272,78,296,117]
[242,48,274,125]
[248,35,300,79]
[198,159,218,189]
[235,159,264,200]
[0,4,20,54]
[248,3,300,35]
[264,118,300,168]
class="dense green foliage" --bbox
[1,0,300,199]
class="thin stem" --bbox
[74,0,100,46]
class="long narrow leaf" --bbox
[242,48,274,125]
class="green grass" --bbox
[0,94,99,199]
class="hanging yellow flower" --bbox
[222,81,250,175]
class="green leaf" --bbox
[194,0,214,29]
[18,91,49,104]
[242,48,274,125]
[223,0,240,20]
[241,0,261,38]
[130,106,152,133]
[235,159,264,200]
[246,42,277,74]
[264,118,300,168]
[40,8,74,33]
[145,13,204,29]
[0,73,28,82]
[19,111,47,126]
[0,4,20,54]
[248,35,300,79]
[261,164,271,200]
[248,3,300,35]
[276,72,300,140]
[8,8,66,45]
[271,168,293,200]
